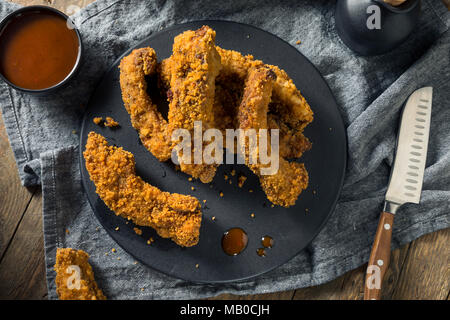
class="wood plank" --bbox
[392,228,449,300]
[0,114,36,261]
[0,190,47,300]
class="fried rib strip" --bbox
[54,248,106,300]
[119,47,172,161]
[159,46,313,159]
[83,132,202,247]
[166,26,222,183]
[238,68,309,207]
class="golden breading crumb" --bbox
[54,248,106,300]
[111,248,116,253]
[93,117,103,125]
[83,132,202,247]
[133,227,143,235]
[219,192,224,197]
[296,40,301,45]
[104,116,119,128]
[238,175,247,188]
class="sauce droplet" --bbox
[261,235,274,248]
[222,228,248,256]
[256,248,266,257]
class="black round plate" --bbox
[80,20,347,283]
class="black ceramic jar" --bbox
[335,0,421,56]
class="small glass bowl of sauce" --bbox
[0,6,82,95]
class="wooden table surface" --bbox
[0,0,448,300]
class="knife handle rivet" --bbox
[377,260,384,266]
[384,223,391,230]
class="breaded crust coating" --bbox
[54,248,106,300]
[83,132,202,247]
[119,47,172,161]
[238,68,309,207]
[166,26,222,183]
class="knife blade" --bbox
[364,87,433,300]
[384,86,433,212]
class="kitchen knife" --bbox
[364,87,433,300]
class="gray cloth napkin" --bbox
[0,0,449,300]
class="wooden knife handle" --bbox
[364,211,395,300]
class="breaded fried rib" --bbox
[238,68,308,207]
[54,248,106,300]
[119,47,172,161]
[166,26,222,183]
[83,132,202,247]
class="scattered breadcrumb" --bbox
[212,216,216,221]
[117,257,121,260]
[249,189,253,193]
[104,116,119,128]
[271,204,275,208]
[191,186,195,191]
[115,227,119,231]
[238,175,247,188]
[147,237,154,245]
[134,227,143,235]
[111,248,116,253]
[134,261,138,265]
[93,117,103,125]
[231,169,236,176]
[96,227,100,231]
[250,213,255,218]
[72,130,77,134]
[224,174,228,180]
[305,208,309,213]
[219,192,224,197]
[203,199,207,203]
[141,288,145,291]
[188,177,193,181]
[296,40,301,45]
[313,190,317,195]
[104,252,108,256]
[229,180,232,185]
[65,229,70,234]
[195,264,199,269]
[54,248,106,300]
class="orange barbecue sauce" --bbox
[222,228,248,256]
[0,10,79,90]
